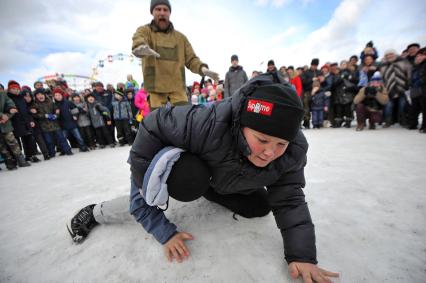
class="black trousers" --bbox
[17,134,38,157]
[335,103,353,120]
[94,126,113,146]
[115,120,133,145]
[203,187,271,218]
[80,126,96,147]
[408,95,426,130]
[33,133,49,156]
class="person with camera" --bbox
[354,72,389,131]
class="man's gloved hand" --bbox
[201,67,219,82]
[46,114,57,121]
[132,44,160,58]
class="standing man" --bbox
[301,59,321,129]
[132,0,219,109]
[224,54,248,98]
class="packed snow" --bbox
[0,127,425,283]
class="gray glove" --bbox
[201,66,219,81]
[132,44,160,58]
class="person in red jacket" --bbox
[287,66,302,97]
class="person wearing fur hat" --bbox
[224,54,248,99]
[7,80,39,164]
[379,49,412,127]
[68,73,339,283]
[131,0,219,109]
[32,89,73,157]
[354,72,389,131]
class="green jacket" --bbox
[0,90,16,133]
[132,21,207,93]
[32,96,61,132]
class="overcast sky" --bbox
[0,0,425,89]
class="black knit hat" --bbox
[231,54,239,62]
[240,84,303,141]
[267,60,275,66]
[150,0,171,14]
[167,152,210,202]
[407,43,420,50]
[311,58,319,66]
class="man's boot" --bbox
[343,118,352,128]
[5,158,17,170]
[15,154,31,167]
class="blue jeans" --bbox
[42,130,71,157]
[384,95,406,122]
[63,128,85,147]
[311,109,324,127]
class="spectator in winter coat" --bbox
[126,74,139,90]
[0,90,30,169]
[310,80,329,129]
[379,49,412,127]
[7,81,40,163]
[407,47,426,132]
[301,58,321,128]
[23,90,49,160]
[224,54,248,98]
[68,74,339,283]
[354,72,389,131]
[53,88,88,152]
[331,61,359,128]
[112,91,134,146]
[71,94,96,149]
[358,54,378,88]
[406,43,420,66]
[85,93,114,148]
[131,0,218,109]
[286,66,302,97]
[32,91,73,157]
[93,81,116,143]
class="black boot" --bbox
[15,154,31,167]
[43,154,50,161]
[79,145,89,152]
[5,158,18,170]
[30,156,41,163]
[67,204,99,243]
[343,119,352,128]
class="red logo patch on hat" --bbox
[246,99,274,116]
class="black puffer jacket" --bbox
[129,74,317,264]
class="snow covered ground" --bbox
[0,127,425,283]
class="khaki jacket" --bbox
[132,21,207,93]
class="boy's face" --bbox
[54,92,63,101]
[34,82,43,89]
[87,96,95,103]
[242,127,289,167]
[36,93,45,102]
[72,96,81,103]
[127,93,133,100]
[23,94,32,103]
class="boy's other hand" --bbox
[164,231,193,263]
[288,262,339,283]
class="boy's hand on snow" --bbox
[164,231,193,263]
[288,262,339,283]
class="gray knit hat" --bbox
[150,0,171,14]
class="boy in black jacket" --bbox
[69,74,338,283]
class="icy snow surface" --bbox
[0,127,425,283]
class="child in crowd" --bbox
[0,89,30,169]
[310,80,329,129]
[112,90,134,146]
[22,90,49,160]
[85,93,114,148]
[71,94,96,150]
[53,88,88,152]
[32,91,73,157]
[134,89,150,122]
[68,74,338,283]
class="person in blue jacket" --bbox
[68,73,339,283]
